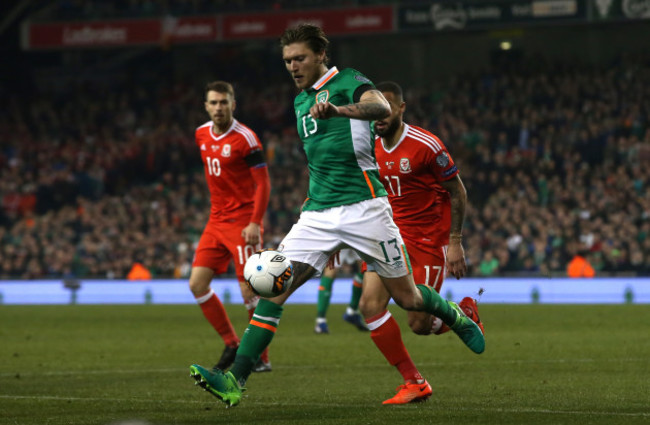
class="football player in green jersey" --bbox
[189,24,485,407]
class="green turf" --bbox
[1,303,649,425]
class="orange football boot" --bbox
[382,380,433,405]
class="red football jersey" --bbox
[195,119,264,223]
[375,124,458,247]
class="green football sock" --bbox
[230,299,283,384]
[349,272,363,310]
[316,275,334,318]
[416,284,458,325]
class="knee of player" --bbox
[358,287,392,317]
[188,277,210,295]
[358,297,380,318]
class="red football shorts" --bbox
[193,222,262,281]
[406,240,447,292]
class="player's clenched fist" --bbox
[310,101,339,119]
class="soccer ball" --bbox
[244,250,294,298]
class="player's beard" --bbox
[375,119,400,139]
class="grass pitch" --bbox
[1,303,649,425]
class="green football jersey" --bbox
[294,67,388,211]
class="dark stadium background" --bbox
[1,0,649,281]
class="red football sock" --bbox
[196,289,239,347]
[366,310,422,383]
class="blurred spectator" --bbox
[567,252,596,278]
[127,262,152,280]
[478,251,499,276]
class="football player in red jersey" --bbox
[189,81,272,372]
[360,81,484,404]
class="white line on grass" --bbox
[0,368,183,377]
[0,357,646,378]
[0,394,648,418]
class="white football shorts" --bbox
[330,248,361,268]
[278,197,411,278]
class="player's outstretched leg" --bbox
[448,301,485,354]
[432,296,485,336]
[190,364,243,407]
[383,380,433,405]
[416,285,485,354]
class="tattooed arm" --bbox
[309,89,390,121]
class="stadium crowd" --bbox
[1,58,648,279]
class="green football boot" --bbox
[190,364,243,407]
[449,301,485,354]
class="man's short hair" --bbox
[205,81,234,99]
[375,81,403,101]
[280,24,330,65]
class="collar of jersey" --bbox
[311,67,339,91]
[210,118,238,141]
[381,123,410,153]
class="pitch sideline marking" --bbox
[0,357,646,378]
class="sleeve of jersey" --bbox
[428,146,459,182]
[249,163,270,225]
[347,69,374,102]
